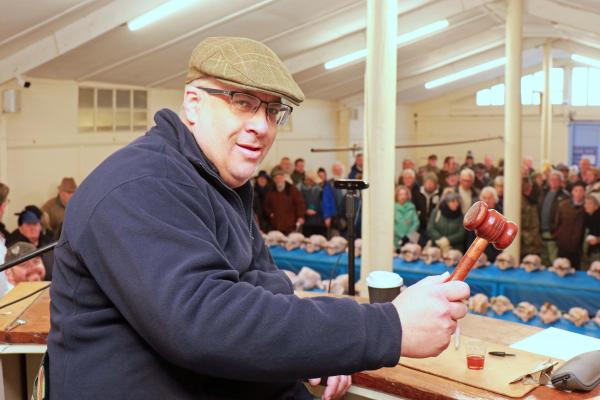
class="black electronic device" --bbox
[551,350,600,392]
[333,179,369,191]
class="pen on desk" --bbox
[489,351,516,357]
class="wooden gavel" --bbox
[446,201,518,282]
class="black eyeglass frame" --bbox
[195,86,293,126]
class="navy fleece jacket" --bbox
[48,109,401,399]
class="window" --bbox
[476,68,564,106]
[572,67,600,106]
[78,87,148,133]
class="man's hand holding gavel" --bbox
[391,200,517,359]
[393,273,470,358]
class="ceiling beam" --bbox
[79,0,280,81]
[284,0,495,75]
[0,0,164,85]
[527,0,600,36]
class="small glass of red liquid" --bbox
[465,340,486,370]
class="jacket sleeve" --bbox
[321,184,337,219]
[75,176,400,381]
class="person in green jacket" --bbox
[427,191,466,252]
[394,185,420,249]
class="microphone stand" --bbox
[334,179,369,296]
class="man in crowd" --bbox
[578,158,592,181]
[418,173,441,246]
[418,154,439,182]
[277,156,294,184]
[348,153,363,179]
[554,182,586,269]
[49,37,469,399]
[329,162,347,235]
[1,242,46,297]
[457,168,479,215]
[41,177,77,238]
[483,155,499,180]
[460,151,475,171]
[473,163,489,190]
[291,158,305,185]
[583,167,600,204]
[538,170,570,266]
[438,156,458,188]
[264,167,305,234]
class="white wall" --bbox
[0,78,342,231]
[259,99,341,175]
[0,78,182,231]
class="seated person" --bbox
[0,241,45,297]
[6,206,54,279]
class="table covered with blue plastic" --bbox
[270,246,600,338]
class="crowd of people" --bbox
[254,152,600,271]
[0,177,77,295]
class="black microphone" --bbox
[0,241,57,273]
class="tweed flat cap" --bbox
[186,37,304,105]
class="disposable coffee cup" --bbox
[366,271,403,304]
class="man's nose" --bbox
[247,104,270,134]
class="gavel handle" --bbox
[445,237,489,281]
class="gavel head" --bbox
[463,201,518,250]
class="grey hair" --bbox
[494,176,504,186]
[549,170,564,182]
[402,169,416,178]
[480,186,499,203]
[460,168,474,180]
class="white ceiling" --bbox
[2,0,600,104]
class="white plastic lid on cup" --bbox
[366,271,403,289]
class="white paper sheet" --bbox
[510,327,600,360]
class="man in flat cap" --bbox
[41,177,77,239]
[49,37,468,400]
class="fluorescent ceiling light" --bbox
[425,57,506,89]
[324,20,449,70]
[571,54,600,68]
[128,0,197,31]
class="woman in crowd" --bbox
[584,194,600,269]
[393,185,419,250]
[427,191,466,252]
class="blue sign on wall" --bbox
[572,146,597,166]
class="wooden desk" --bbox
[296,292,600,400]
[1,286,598,399]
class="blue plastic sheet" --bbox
[270,246,600,337]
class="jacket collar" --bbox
[149,109,254,206]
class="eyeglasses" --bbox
[195,87,293,126]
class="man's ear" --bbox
[182,85,201,125]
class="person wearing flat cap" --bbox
[41,177,77,239]
[49,37,468,400]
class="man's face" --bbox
[446,173,458,187]
[184,79,279,188]
[549,174,561,191]
[295,161,305,173]
[59,190,74,206]
[584,169,596,184]
[424,179,437,192]
[280,158,292,174]
[580,158,591,172]
[428,158,437,167]
[273,174,286,186]
[19,223,41,243]
[402,173,415,187]
[584,198,598,215]
[6,257,45,284]
[572,186,585,203]
[332,164,343,178]
[356,154,364,167]
[318,170,327,182]
[480,192,496,209]
[460,175,473,190]
[484,155,493,168]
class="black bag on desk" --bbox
[551,350,600,392]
